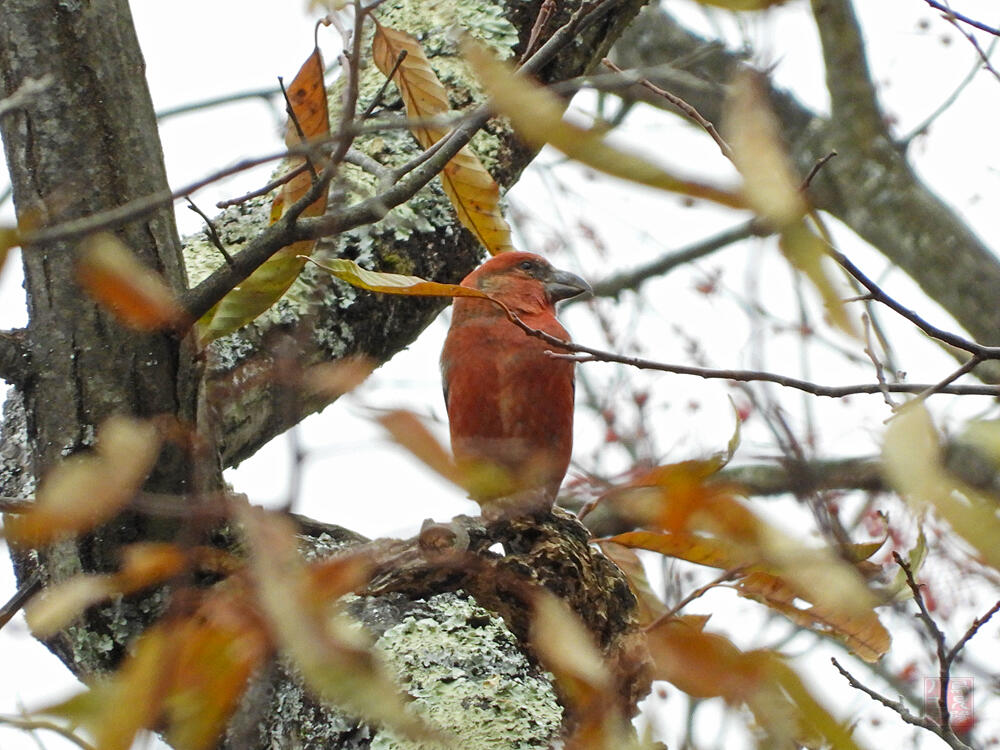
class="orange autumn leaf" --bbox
[196,47,331,345]
[373,23,514,256]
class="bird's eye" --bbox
[518,260,536,272]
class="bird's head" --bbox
[459,252,591,315]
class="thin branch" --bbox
[550,347,998,398]
[215,162,309,208]
[801,151,838,190]
[948,599,1000,662]
[906,355,983,408]
[523,0,558,61]
[0,716,97,750]
[892,551,972,746]
[921,0,1000,36]
[360,49,407,119]
[904,32,998,142]
[831,658,971,750]
[601,57,734,162]
[644,568,742,632]
[829,246,1000,359]
[938,8,1000,82]
[185,197,233,265]
[0,571,42,631]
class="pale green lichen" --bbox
[369,592,561,749]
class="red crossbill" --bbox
[441,252,591,514]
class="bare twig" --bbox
[185,197,233,265]
[921,0,1000,36]
[948,600,1000,662]
[0,715,96,750]
[361,49,407,119]
[215,162,309,208]
[523,0,558,61]
[862,312,896,407]
[829,246,1000,359]
[644,568,743,632]
[831,658,971,750]
[892,551,974,747]
[801,150,838,190]
[905,355,984,408]
[0,571,42,631]
[601,57,734,162]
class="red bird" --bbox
[441,252,591,514]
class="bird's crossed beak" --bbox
[544,267,592,304]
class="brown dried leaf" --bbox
[373,24,514,255]
[737,571,890,662]
[77,232,187,330]
[5,416,161,545]
[196,47,331,345]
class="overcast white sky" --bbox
[1,1,998,748]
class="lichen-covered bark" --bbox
[611,3,1000,361]
[0,0,203,672]
[195,0,648,467]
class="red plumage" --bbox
[440,252,591,513]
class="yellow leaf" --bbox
[883,404,1000,572]
[306,256,488,299]
[465,43,745,209]
[77,233,187,330]
[25,575,116,637]
[724,70,806,227]
[724,72,854,337]
[5,416,161,545]
[373,24,514,255]
[780,220,855,336]
[196,47,331,345]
